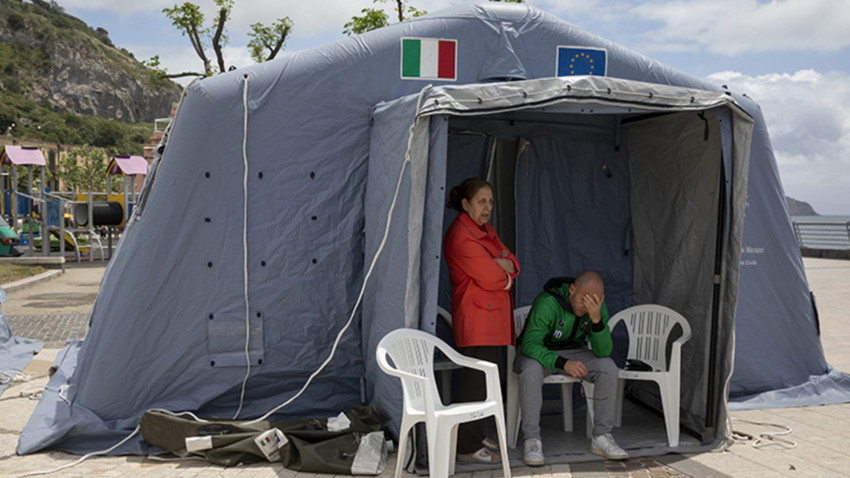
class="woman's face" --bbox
[462,186,493,226]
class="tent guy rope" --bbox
[233,73,252,420]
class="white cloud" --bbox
[59,0,173,17]
[225,0,464,39]
[529,0,602,16]
[226,0,368,39]
[707,69,850,214]
[632,0,850,55]
[61,0,465,39]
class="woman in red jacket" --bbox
[444,178,519,464]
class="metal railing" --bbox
[793,221,850,250]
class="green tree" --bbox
[247,17,293,63]
[142,55,168,78]
[159,0,293,79]
[344,7,388,36]
[57,146,109,193]
[344,0,426,36]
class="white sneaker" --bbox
[590,433,628,460]
[523,437,544,466]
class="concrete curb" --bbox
[0,256,66,266]
[1,269,65,293]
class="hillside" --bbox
[787,196,819,216]
[0,0,181,128]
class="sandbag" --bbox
[140,405,387,473]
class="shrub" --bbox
[7,12,26,30]
[5,77,22,95]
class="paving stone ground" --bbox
[2,258,850,477]
[5,312,90,348]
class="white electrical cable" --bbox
[244,85,433,426]
[1,370,30,384]
[8,409,207,478]
[233,73,252,420]
[9,426,141,478]
[731,417,797,449]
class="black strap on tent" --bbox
[810,291,821,336]
[698,112,710,141]
[705,155,726,439]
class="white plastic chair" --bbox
[505,305,594,449]
[376,328,511,478]
[608,304,692,447]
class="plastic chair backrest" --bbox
[514,305,532,339]
[376,328,444,414]
[609,304,692,372]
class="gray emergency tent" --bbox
[1,288,43,397]
[18,3,849,458]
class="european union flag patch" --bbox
[557,46,607,77]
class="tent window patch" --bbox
[401,38,457,81]
[557,46,607,77]
[206,312,264,367]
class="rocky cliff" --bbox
[786,196,819,216]
[0,0,181,123]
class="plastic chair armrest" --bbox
[438,344,498,373]
[376,352,429,384]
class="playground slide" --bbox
[49,229,90,254]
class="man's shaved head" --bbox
[575,270,604,291]
[569,270,605,317]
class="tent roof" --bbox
[107,156,148,176]
[1,146,46,166]
[417,76,751,118]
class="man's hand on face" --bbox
[582,293,605,324]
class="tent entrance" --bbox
[434,108,725,443]
[365,76,752,451]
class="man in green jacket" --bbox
[516,270,627,465]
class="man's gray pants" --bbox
[514,347,618,440]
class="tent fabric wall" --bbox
[512,125,632,313]
[729,104,850,407]
[17,3,846,455]
[1,289,43,397]
[628,111,724,436]
[363,92,444,430]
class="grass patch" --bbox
[0,264,47,284]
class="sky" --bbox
[56,0,850,215]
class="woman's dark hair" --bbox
[446,178,491,212]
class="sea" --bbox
[791,215,850,223]
[791,215,850,249]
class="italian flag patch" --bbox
[401,38,457,81]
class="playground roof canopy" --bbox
[1,146,45,166]
[107,156,148,176]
